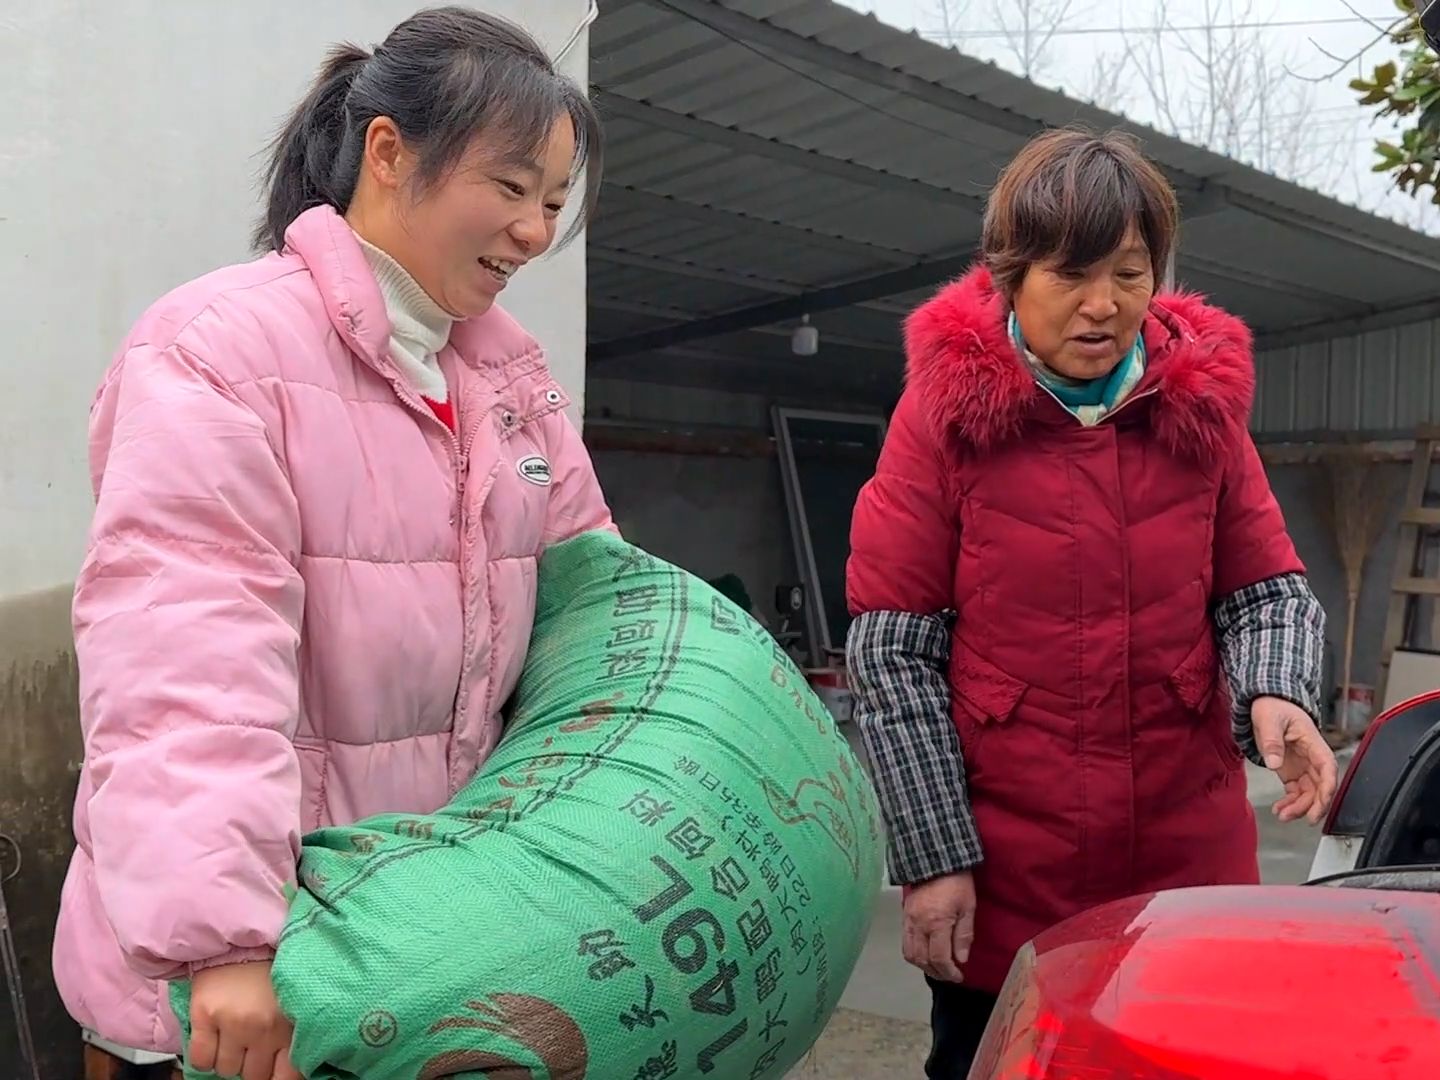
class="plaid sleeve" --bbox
[1213,572,1327,766]
[846,609,983,884]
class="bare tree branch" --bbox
[1026,0,1079,75]
[1100,0,1352,193]
[1085,38,1135,112]
[930,0,970,40]
[1126,26,1186,136]
[1291,9,1409,82]
[967,0,1091,80]
[1339,0,1393,37]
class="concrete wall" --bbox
[0,589,82,1078]
[594,450,798,619]
[587,379,795,606]
[585,378,886,628]
[0,3,591,1072]
[588,381,797,625]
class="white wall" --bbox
[0,0,592,597]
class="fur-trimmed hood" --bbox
[903,265,1255,458]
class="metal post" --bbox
[1,834,42,1080]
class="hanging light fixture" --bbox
[791,314,819,356]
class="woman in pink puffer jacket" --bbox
[52,9,611,1078]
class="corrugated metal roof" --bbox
[587,0,1440,404]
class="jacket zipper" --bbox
[1100,386,1158,425]
[1034,382,1159,427]
[1037,376,1154,892]
[385,368,562,791]
[384,375,476,790]
[386,380,467,512]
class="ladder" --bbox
[1377,427,1440,708]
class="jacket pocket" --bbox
[1166,632,1241,767]
[1167,631,1219,715]
[952,645,1028,727]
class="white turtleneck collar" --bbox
[353,232,455,403]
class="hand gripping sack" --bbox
[175,531,885,1079]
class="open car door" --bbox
[1310,690,1440,880]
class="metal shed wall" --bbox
[1254,320,1440,439]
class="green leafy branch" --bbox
[1352,0,1440,202]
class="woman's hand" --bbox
[903,871,977,983]
[188,960,300,1080]
[1251,696,1339,825]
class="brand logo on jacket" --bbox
[517,455,553,486]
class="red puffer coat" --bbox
[847,267,1303,994]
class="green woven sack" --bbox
[174,531,885,1079]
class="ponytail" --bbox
[251,8,604,255]
[254,44,369,253]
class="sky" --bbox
[834,0,1439,233]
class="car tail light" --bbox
[969,943,1197,1079]
[968,885,1440,1079]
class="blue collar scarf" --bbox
[1008,311,1146,424]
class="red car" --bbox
[968,692,1440,1079]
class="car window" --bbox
[1333,694,1440,837]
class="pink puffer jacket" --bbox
[52,205,612,1053]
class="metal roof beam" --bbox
[599,184,917,264]
[1182,254,1372,310]
[1255,296,1440,351]
[596,91,984,211]
[588,245,912,314]
[591,246,793,290]
[590,222,1363,362]
[1181,185,1231,220]
[1223,191,1440,275]
[593,349,899,400]
[591,296,898,351]
[589,247,975,360]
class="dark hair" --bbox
[982,127,1178,299]
[254,6,602,253]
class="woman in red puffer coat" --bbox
[845,127,1338,1078]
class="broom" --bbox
[1314,452,1395,733]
